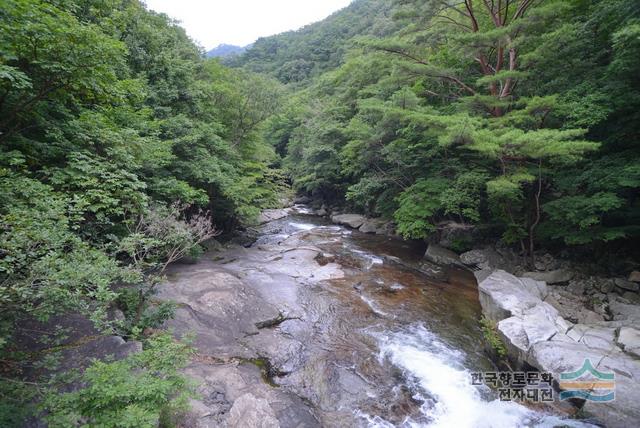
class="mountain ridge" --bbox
[227,0,396,84]
[206,43,249,58]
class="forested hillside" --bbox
[227,0,397,84]
[257,0,640,265]
[1,0,284,424]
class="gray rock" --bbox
[520,277,548,300]
[609,299,640,322]
[545,291,604,324]
[528,340,610,380]
[497,310,558,364]
[600,279,615,293]
[622,291,640,304]
[331,214,366,229]
[522,269,574,284]
[294,195,312,204]
[629,270,640,283]
[478,270,544,322]
[157,269,283,356]
[534,253,559,271]
[582,354,640,428]
[227,393,280,428]
[554,316,573,334]
[617,327,640,357]
[258,208,291,225]
[359,218,393,235]
[423,244,461,267]
[566,279,586,296]
[459,249,489,267]
[478,269,640,427]
[614,277,640,292]
[575,325,618,351]
[527,338,640,428]
[434,221,475,250]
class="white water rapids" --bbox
[358,324,594,428]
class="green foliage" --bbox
[542,193,626,245]
[0,172,124,337]
[1,1,287,423]
[229,0,398,84]
[480,316,507,359]
[115,287,176,337]
[394,179,448,239]
[262,0,639,257]
[440,171,487,223]
[42,334,194,428]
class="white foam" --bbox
[288,222,316,231]
[365,324,595,428]
[361,295,391,318]
[292,204,314,214]
[352,248,384,269]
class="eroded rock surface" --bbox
[330,213,366,229]
[478,269,640,428]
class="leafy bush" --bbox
[42,334,194,428]
[480,317,507,359]
[394,178,448,239]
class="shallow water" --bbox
[215,210,594,427]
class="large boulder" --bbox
[522,269,574,284]
[258,208,291,224]
[478,270,543,322]
[496,309,558,364]
[628,271,640,283]
[359,218,394,235]
[330,214,366,229]
[423,244,461,267]
[459,247,518,274]
[565,324,617,351]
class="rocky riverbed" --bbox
[158,207,606,427]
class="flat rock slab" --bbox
[158,264,282,356]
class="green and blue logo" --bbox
[559,359,615,402]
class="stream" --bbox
[161,207,593,427]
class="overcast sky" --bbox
[143,0,353,50]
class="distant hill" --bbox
[227,0,397,84]
[206,44,248,58]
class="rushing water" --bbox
[227,208,595,427]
